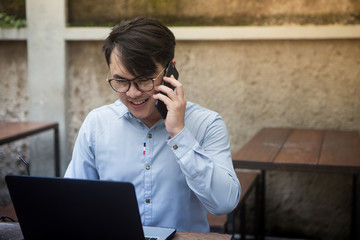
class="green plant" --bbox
[0,13,26,28]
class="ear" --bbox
[172,59,176,66]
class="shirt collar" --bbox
[113,99,165,128]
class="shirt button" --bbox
[148,134,152,138]
[173,145,178,150]
[146,165,150,170]
[145,199,150,203]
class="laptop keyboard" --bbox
[145,237,158,240]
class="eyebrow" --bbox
[112,73,126,79]
[112,74,153,80]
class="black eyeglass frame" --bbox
[106,68,165,93]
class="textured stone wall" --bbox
[67,41,114,149]
[68,0,360,26]
[0,41,29,207]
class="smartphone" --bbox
[155,61,179,119]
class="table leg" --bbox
[240,202,246,240]
[53,124,60,177]
[257,170,266,240]
[352,174,360,240]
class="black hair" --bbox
[103,17,176,77]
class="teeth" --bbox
[132,99,146,105]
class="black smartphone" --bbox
[155,61,179,119]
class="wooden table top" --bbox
[0,121,58,145]
[173,231,232,239]
[233,127,360,174]
[0,222,232,240]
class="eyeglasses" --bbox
[106,68,165,93]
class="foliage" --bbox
[0,13,26,28]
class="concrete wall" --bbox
[0,41,29,207]
[68,0,360,25]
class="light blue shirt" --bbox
[64,100,241,232]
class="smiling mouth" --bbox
[130,99,148,105]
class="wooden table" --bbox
[174,231,232,239]
[232,127,360,240]
[0,223,232,240]
[0,121,60,177]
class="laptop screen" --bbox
[6,175,175,240]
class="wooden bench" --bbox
[207,170,260,239]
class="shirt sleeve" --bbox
[64,114,100,179]
[166,115,241,215]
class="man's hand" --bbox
[153,75,186,138]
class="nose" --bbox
[126,82,142,98]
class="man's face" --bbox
[109,51,163,127]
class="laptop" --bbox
[5,175,176,240]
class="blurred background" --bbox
[0,0,359,239]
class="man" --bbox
[64,17,241,232]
